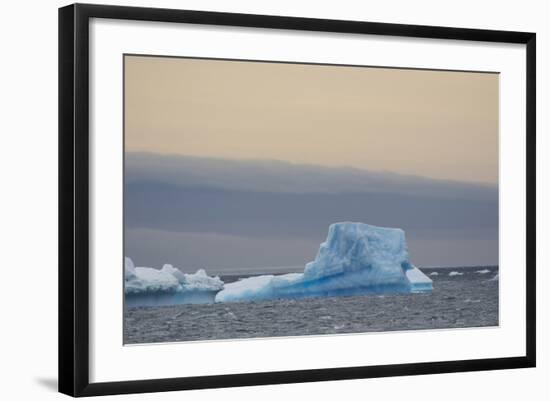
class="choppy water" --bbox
[124,266,498,344]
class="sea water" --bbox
[124,266,498,344]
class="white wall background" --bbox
[0,0,547,399]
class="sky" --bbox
[125,55,499,185]
[124,55,499,272]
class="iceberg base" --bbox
[215,265,432,303]
[125,289,220,307]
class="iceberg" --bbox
[124,257,224,306]
[216,222,432,303]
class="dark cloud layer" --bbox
[125,152,497,200]
[125,183,496,237]
[124,153,498,270]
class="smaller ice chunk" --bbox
[429,272,439,276]
[406,267,434,293]
[476,269,491,274]
[124,257,224,306]
[448,271,464,276]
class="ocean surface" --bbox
[124,266,498,344]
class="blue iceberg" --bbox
[216,222,432,302]
[124,257,224,306]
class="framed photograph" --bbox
[58,3,536,397]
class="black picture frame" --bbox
[59,3,536,397]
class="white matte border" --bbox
[89,18,526,383]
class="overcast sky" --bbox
[124,56,499,272]
[125,55,499,185]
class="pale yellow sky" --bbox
[125,55,499,184]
